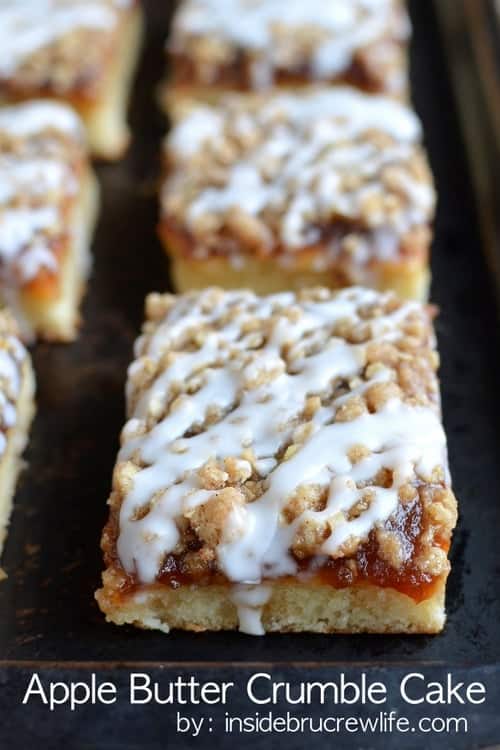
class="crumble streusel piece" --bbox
[96,286,457,635]
[0,0,143,160]
[0,100,99,341]
[163,0,410,108]
[0,312,35,567]
[159,88,435,301]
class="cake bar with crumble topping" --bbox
[159,88,435,301]
[0,0,143,160]
[0,101,99,342]
[163,0,410,108]
[0,312,35,566]
[96,286,457,635]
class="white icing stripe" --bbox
[0,101,84,286]
[0,158,69,203]
[0,1,131,77]
[170,88,421,159]
[164,88,434,257]
[0,101,84,138]
[171,0,408,84]
[230,584,272,636]
[0,323,27,458]
[219,402,445,582]
[116,288,447,586]
[0,207,59,261]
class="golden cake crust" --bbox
[97,287,457,635]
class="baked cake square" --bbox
[96,286,457,635]
[0,0,143,160]
[0,100,99,342]
[159,88,435,301]
[163,0,410,108]
[0,312,35,564]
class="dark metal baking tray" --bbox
[0,1,499,747]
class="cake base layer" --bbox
[96,579,446,635]
[169,255,430,302]
[84,5,144,160]
[0,358,36,560]
[13,169,100,342]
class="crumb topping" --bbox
[0,0,132,95]
[0,311,28,458]
[169,0,409,94]
[111,287,455,588]
[161,88,435,268]
[0,101,87,305]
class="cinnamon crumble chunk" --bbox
[0,0,143,159]
[97,286,457,635]
[164,0,410,106]
[0,100,99,341]
[159,88,435,301]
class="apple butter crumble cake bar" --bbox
[0,312,35,564]
[0,0,143,160]
[96,286,457,635]
[0,100,99,341]
[163,0,410,108]
[159,88,435,301]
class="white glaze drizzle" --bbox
[164,88,434,259]
[0,0,131,77]
[0,318,27,458]
[117,288,448,599]
[170,0,408,87]
[0,101,84,287]
[0,100,84,138]
[229,584,272,636]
